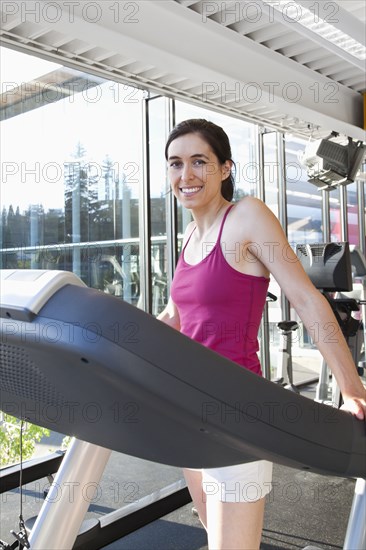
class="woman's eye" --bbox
[169,159,206,168]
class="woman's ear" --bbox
[222,160,233,179]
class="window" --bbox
[285,135,323,245]
[346,182,360,246]
[1,46,143,306]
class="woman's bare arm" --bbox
[157,296,181,331]
[238,197,366,419]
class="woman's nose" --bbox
[181,163,194,182]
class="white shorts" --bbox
[189,460,273,503]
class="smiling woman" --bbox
[158,118,366,550]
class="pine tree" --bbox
[64,142,95,243]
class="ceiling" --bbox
[1,0,365,140]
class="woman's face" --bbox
[167,132,230,207]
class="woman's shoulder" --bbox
[235,195,265,209]
[232,196,270,220]
[230,195,291,256]
[227,196,279,243]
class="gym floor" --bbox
[101,464,356,550]
[0,447,356,550]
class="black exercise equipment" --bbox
[296,241,353,292]
[297,242,366,405]
[0,269,365,549]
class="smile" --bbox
[179,186,203,195]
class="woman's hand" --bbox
[340,395,366,421]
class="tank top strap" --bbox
[216,204,235,244]
[182,204,234,254]
[182,225,197,254]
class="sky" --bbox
[1,47,147,211]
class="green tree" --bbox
[0,415,50,468]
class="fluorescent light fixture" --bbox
[264,0,366,60]
[298,132,366,190]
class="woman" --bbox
[158,119,366,550]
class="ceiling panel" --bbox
[0,0,365,140]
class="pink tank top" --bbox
[171,204,269,375]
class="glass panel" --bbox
[261,132,281,372]
[285,135,323,245]
[283,135,324,372]
[364,181,366,250]
[1,46,143,306]
[330,187,341,241]
[346,182,360,246]
[329,180,365,246]
[262,132,279,219]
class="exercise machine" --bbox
[273,319,300,392]
[297,242,366,407]
[265,291,298,389]
[0,269,365,549]
[269,295,314,393]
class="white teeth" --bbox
[180,187,201,194]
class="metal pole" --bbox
[122,184,132,303]
[339,184,348,242]
[72,171,81,277]
[256,128,265,203]
[276,132,291,322]
[258,128,271,380]
[140,96,152,312]
[29,439,111,549]
[321,190,330,242]
[343,478,366,550]
[356,178,366,365]
[166,97,178,289]
[30,205,40,269]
